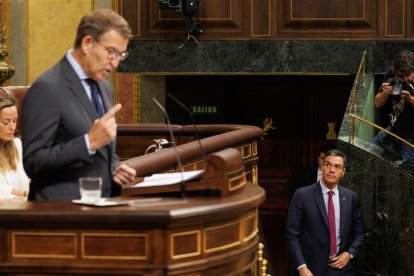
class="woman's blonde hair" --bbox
[0,90,18,172]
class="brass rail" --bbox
[348,51,366,144]
[347,51,414,149]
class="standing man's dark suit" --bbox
[22,58,118,200]
[22,9,136,200]
[286,150,364,276]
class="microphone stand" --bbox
[167,93,205,161]
[152,97,186,199]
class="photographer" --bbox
[373,50,414,164]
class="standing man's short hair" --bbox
[323,149,347,167]
[74,9,132,49]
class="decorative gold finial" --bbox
[257,242,271,276]
[326,121,337,140]
[261,117,276,140]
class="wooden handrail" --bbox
[119,124,262,176]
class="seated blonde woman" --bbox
[0,90,30,202]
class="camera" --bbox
[387,77,413,96]
[156,0,199,15]
[156,0,202,34]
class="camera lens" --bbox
[168,0,181,7]
[391,82,403,95]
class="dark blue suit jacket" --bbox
[286,182,364,275]
[22,56,120,200]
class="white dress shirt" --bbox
[317,167,323,182]
[0,138,30,199]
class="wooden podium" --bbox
[0,149,265,275]
[123,148,247,197]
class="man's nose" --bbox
[110,58,120,68]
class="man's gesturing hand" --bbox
[89,103,122,151]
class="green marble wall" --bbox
[121,40,414,75]
[338,140,413,276]
[338,69,414,275]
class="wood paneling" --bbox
[0,184,265,275]
[117,0,141,38]
[116,0,414,39]
[385,0,405,37]
[252,0,271,37]
[82,234,148,259]
[406,0,414,37]
[197,0,245,35]
[276,0,381,38]
[12,232,76,258]
[291,0,364,19]
[135,0,247,39]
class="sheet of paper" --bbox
[128,170,205,188]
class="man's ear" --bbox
[81,35,94,53]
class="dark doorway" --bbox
[166,74,354,275]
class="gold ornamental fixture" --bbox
[260,117,276,140]
[326,121,337,140]
[0,0,14,84]
[256,242,271,276]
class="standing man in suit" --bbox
[286,149,364,275]
[22,9,136,200]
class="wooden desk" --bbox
[0,183,264,275]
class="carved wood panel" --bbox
[197,0,245,35]
[385,0,405,37]
[276,0,382,38]
[117,0,141,38]
[407,0,414,37]
[125,0,248,40]
[116,0,414,40]
[252,0,271,37]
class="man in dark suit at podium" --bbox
[22,9,136,200]
[286,149,364,275]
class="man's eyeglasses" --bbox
[94,40,129,61]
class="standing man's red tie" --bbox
[328,190,336,258]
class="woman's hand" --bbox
[11,188,28,198]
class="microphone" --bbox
[167,92,205,161]
[151,97,186,199]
